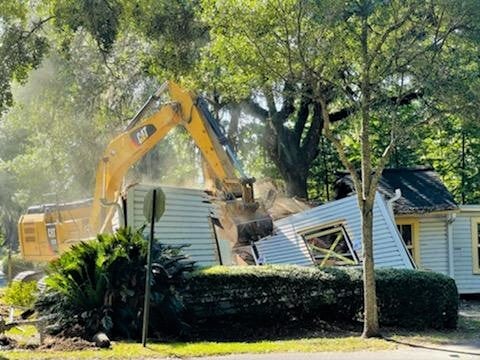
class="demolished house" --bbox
[254,192,415,269]
[125,183,415,271]
[125,169,480,294]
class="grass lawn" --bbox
[2,300,480,359]
[2,337,393,359]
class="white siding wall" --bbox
[255,224,313,266]
[452,209,480,294]
[256,193,413,269]
[413,209,480,294]
[418,218,449,274]
[126,184,219,267]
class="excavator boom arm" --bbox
[89,81,249,234]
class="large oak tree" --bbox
[200,0,480,336]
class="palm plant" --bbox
[35,227,194,340]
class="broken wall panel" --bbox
[255,224,313,266]
[256,193,414,269]
[126,184,220,267]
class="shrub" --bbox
[183,266,458,330]
[3,280,38,308]
[182,266,361,327]
[35,227,194,340]
[374,268,458,329]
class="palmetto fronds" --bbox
[36,227,194,340]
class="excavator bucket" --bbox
[217,200,273,247]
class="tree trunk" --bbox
[358,11,380,338]
[266,131,310,199]
[461,130,466,204]
[227,105,240,151]
[360,199,379,338]
[283,169,308,199]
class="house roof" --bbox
[334,167,458,215]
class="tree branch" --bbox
[320,96,361,187]
[241,99,268,121]
[264,87,278,116]
[293,89,311,142]
[301,102,322,163]
[368,141,396,196]
[369,13,410,68]
[369,108,439,195]
[25,16,55,38]
[278,81,296,121]
[329,90,422,122]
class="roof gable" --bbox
[335,167,458,215]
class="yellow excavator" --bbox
[17,81,273,262]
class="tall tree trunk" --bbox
[359,9,380,338]
[461,130,466,204]
[360,198,379,337]
[283,169,308,199]
[321,137,331,201]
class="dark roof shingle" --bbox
[335,167,458,215]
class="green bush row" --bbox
[35,227,459,340]
[182,266,458,330]
[374,268,458,329]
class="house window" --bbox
[303,224,358,267]
[396,219,419,265]
[471,218,480,273]
[397,224,413,254]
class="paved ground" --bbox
[185,346,480,360]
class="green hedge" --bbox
[375,268,458,329]
[182,266,458,330]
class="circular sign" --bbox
[143,187,166,222]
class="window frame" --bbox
[302,223,359,267]
[396,217,420,265]
[470,217,480,274]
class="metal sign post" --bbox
[142,187,165,347]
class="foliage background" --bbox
[1,0,480,249]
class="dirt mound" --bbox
[38,336,97,351]
[0,335,17,350]
[255,179,315,220]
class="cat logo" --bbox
[131,124,156,146]
[47,227,56,239]
[46,223,58,253]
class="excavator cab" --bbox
[18,200,92,261]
